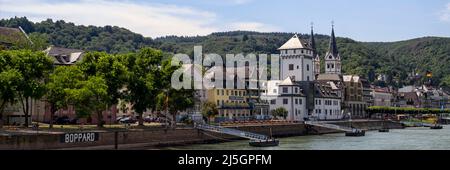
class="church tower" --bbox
[324,24,341,75]
[278,34,314,82]
[310,24,321,77]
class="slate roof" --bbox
[44,46,84,65]
[314,81,341,99]
[0,26,32,48]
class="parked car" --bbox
[118,116,137,124]
[144,116,156,123]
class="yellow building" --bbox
[206,89,253,119]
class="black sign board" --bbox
[60,132,99,143]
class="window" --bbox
[295,99,298,104]
[297,65,299,69]
[295,88,298,93]
[283,87,288,93]
[217,90,220,95]
[217,100,220,105]
[331,64,334,68]
[221,90,224,96]
[270,99,276,104]
[226,90,229,96]
[283,99,288,105]
[300,99,303,105]
[327,64,330,69]
[307,76,310,81]
[307,64,310,71]
[289,64,294,70]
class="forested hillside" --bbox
[1,17,449,88]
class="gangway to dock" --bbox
[400,121,437,127]
[194,123,270,141]
[304,121,355,132]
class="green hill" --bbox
[1,17,449,88]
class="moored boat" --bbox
[430,124,443,129]
[345,129,365,137]
[378,128,390,132]
[249,139,279,147]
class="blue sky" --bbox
[1,0,449,41]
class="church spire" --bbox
[328,22,339,56]
[309,22,317,55]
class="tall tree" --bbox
[66,76,109,127]
[78,52,128,127]
[0,69,23,128]
[5,50,53,127]
[156,59,194,127]
[46,66,83,128]
[124,48,163,126]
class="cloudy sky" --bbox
[0,0,449,41]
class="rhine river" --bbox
[163,126,450,150]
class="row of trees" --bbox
[0,48,194,128]
[367,106,450,115]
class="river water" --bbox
[163,126,450,150]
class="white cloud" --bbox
[0,0,219,37]
[0,0,279,37]
[229,22,280,32]
[207,0,254,5]
[439,2,450,22]
[230,0,254,5]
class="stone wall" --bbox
[0,121,403,150]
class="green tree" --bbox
[28,32,49,51]
[0,69,23,128]
[201,102,218,124]
[4,50,53,127]
[156,59,194,127]
[66,76,109,127]
[271,107,288,120]
[440,75,450,88]
[124,48,163,126]
[46,66,83,128]
[78,52,128,127]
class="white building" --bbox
[313,82,342,120]
[262,77,307,121]
[261,26,346,121]
[278,34,314,82]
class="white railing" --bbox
[195,123,269,141]
[305,121,354,132]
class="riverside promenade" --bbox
[0,120,404,150]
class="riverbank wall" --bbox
[0,120,404,150]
